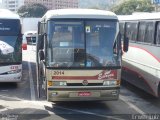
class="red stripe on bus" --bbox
[52,76,99,80]
[52,70,117,80]
[130,46,160,63]
[122,67,156,96]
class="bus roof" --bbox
[0,9,20,19]
[118,12,160,21]
[41,9,118,21]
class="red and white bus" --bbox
[118,13,160,97]
[36,9,128,101]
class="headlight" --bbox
[48,81,67,86]
[103,80,118,86]
[7,69,21,74]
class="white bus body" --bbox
[24,31,37,45]
[118,13,160,97]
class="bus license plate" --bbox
[78,92,91,97]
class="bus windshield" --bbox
[0,19,22,64]
[0,19,20,36]
[47,20,118,68]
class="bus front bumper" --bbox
[47,86,120,102]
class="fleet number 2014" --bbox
[53,71,64,75]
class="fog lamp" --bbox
[103,80,117,86]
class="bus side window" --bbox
[156,22,160,45]
[131,22,138,42]
[125,22,138,42]
[119,22,125,38]
[126,22,131,41]
[144,21,155,44]
[137,21,146,42]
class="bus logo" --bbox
[98,70,116,80]
[82,80,88,86]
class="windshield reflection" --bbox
[0,36,22,64]
[47,20,119,68]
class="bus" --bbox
[118,13,160,97]
[36,9,128,101]
[24,31,37,45]
[0,9,26,82]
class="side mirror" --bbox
[39,50,44,60]
[38,22,40,35]
[123,37,129,52]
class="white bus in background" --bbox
[0,9,26,82]
[24,30,37,45]
[118,13,160,97]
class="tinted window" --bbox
[144,21,155,43]
[86,21,117,67]
[0,36,22,63]
[47,20,118,68]
[137,22,146,42]
[47,21,85,68]
[156,22,160,45]
[126,22,138,41]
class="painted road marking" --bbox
[0,90,9,92]
[28,57,36,101]
[0,94,23,101]
[120,95,145,114]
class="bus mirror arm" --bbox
[39,50,45,61]
[38,35,44,49]
[44,33,47,41]
[123,37,129,52]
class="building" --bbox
[52,0,78,9]
[24,0,53,9]
[1,0,78,12]
[0,3,2,9]
[24,0,78,10]
[2,0,24,12]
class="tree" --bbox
[17,3,48,17]
[111,0,154,15]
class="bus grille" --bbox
[67,83,103,86]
